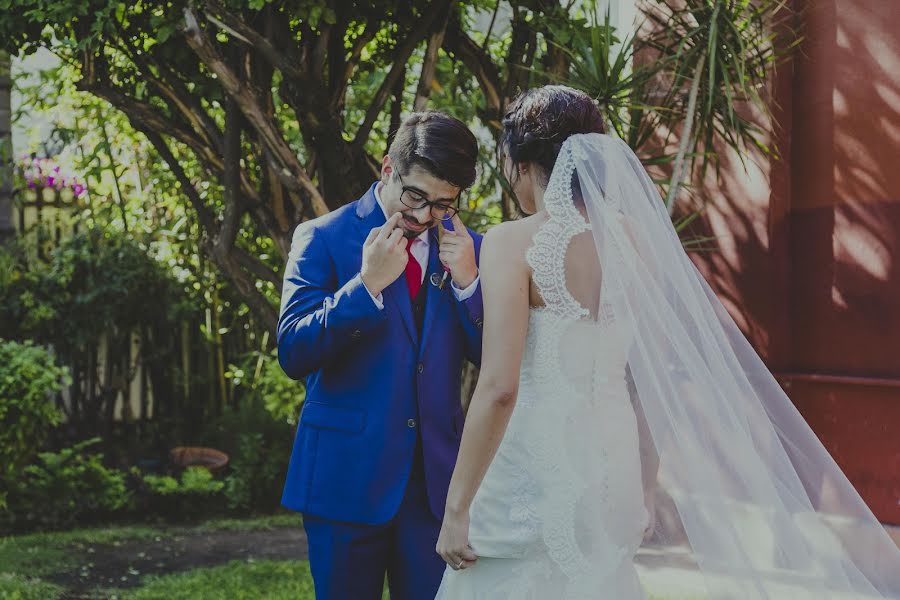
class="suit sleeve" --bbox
[454,229,485,367]
[277,222,388,380]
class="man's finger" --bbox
[451,212,467,234]
[387,227,405,246]
[461,545,478,562]
[365,227,380,245]
[380,212,403,239]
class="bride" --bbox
[434,85,900,599]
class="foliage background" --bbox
[0,0,793,531]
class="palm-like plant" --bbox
[561,0,799,216]
[644,0,799,214]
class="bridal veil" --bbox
[550,132,900,599]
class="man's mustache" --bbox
[402,214,434,228]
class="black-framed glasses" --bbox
[396,172,460,222]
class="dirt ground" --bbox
[46,526,309,599]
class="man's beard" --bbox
[401,214,434,238]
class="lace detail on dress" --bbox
[507,458,540,537]
[520,139,613,593]
[525,139,592,322]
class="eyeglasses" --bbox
[396,172,460,222]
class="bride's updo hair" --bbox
[501,85,605,183]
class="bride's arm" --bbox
[437,222,531,567]
[446,222,530,514]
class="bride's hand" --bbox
[436,509,478,571]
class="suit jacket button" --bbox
[475,318,483,329]
[352,330,362,338]
[407,419,416,428]
[417,363,424,374]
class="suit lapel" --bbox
[418,228,446,359]
[355,183,417,346]
[384,275,417,346]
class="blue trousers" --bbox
[303,449,445,599]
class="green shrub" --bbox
[226,348,305,426]
[199,397,293,514]
[2,438,131,531]
[140,466,226,521]
[144,466,225,496]
[223,431,289,512]
[0,339,68,488]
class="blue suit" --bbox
[278,182,483,599]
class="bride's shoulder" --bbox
[484,212,547,244]
[480,212,547,269]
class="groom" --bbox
[277,111,484,599]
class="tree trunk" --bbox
[0,51,14,243]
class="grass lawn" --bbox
[0,514,338,599]
[109,560,318,599]
[0,516,692,599]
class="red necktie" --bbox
[405,238,422,299]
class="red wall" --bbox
[689,1,900,523]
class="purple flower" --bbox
[47,176,55,186]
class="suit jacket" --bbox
[278,182,484,524]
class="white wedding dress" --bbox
[436,171,650,599]
[436,133,900,600]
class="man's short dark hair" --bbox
[388,111,478,190]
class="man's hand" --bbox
[361,213,408,297]
[439,213,477,289]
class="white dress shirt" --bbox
[364,183,479,309]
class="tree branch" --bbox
[327,12,348,97]
[84,81,224,173]
[354,7,444,145]
[442,16,502,122]
[130,49,225,156]
[414,3,451,111]
[202,0,306,81]
[388,65,405,148]
[182,7,329,217]
[310,22,332,80]
[139,126,218,237]
[141,124,279,331]
[233,246,281,286]
[219,92,243,254]
[332,22,376,109]
[203,239,279,332]
[503,7,536,104]
[81,48,262,211]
